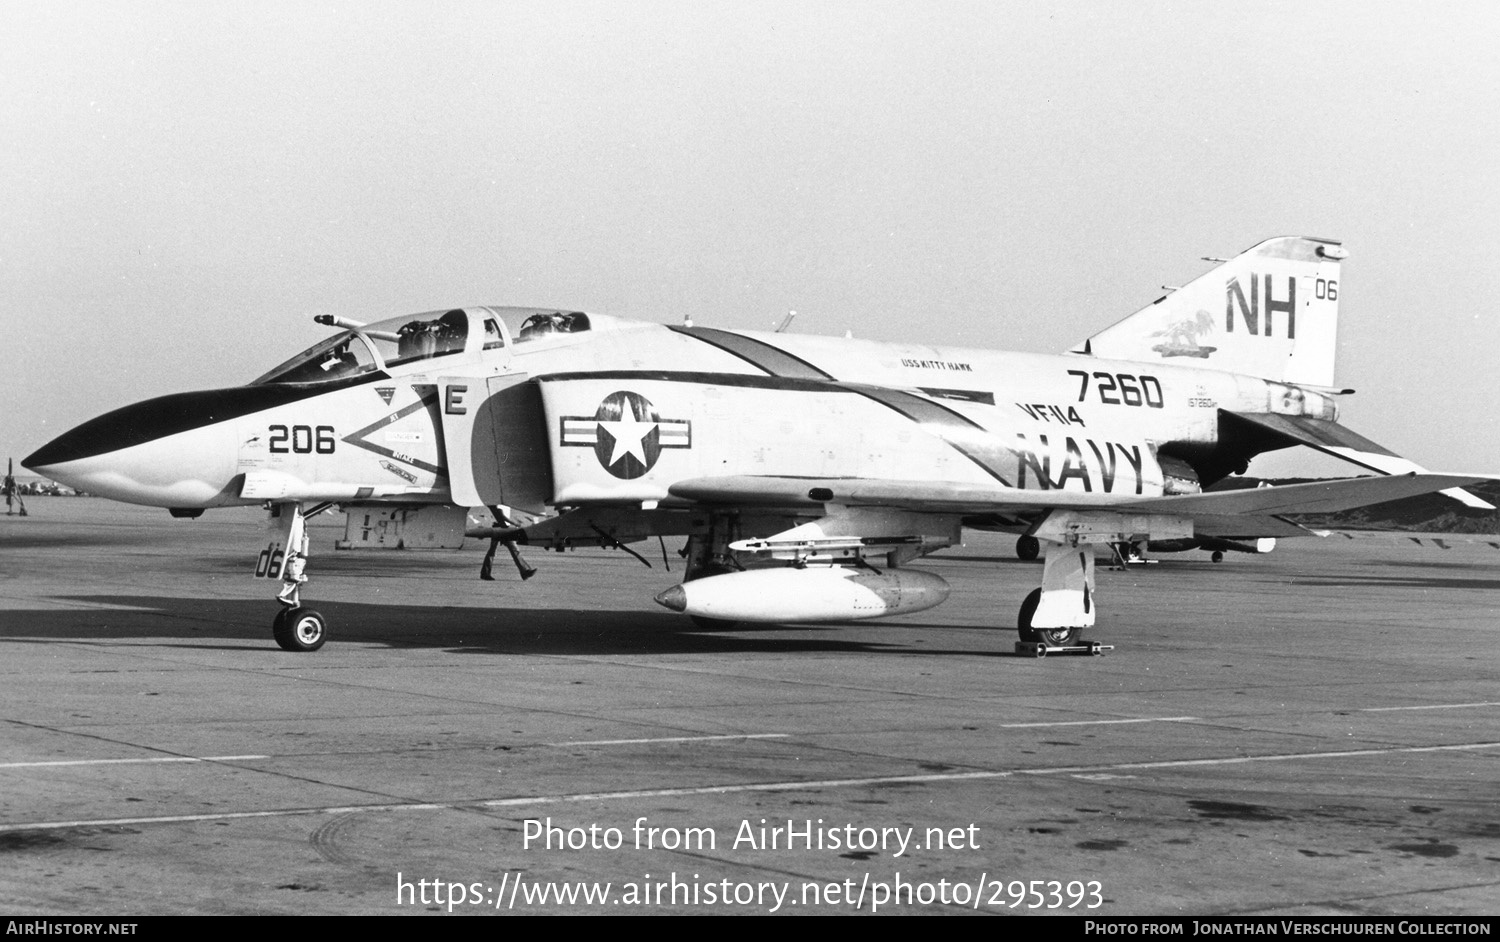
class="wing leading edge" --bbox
[668,472,1491,521]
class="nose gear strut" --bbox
[267,501,335,652]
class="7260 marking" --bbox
[1067,370,1163,409]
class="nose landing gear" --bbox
[266,501,335,652]
[273,607,328,652]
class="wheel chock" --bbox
[1014,640,1113,658]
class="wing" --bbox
[495,471,1492,548]
[667,471,1491,526]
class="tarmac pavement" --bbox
[1,499,1496,915]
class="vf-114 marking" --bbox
[1014,404,1086,426]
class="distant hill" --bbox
[1209,478,1500,534]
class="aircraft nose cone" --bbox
[654,585,688,612]
[25,422,113,471]
[27,391,224,471]
[22,388,264,506]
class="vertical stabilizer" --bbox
[1071,236,1345,386]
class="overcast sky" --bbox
[4,1,1497,475]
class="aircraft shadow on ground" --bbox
[1291,573,1500,591]
[1366,557,1500,574]
[0,595,994,658]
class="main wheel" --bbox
[1035,624,1081,647]
[1015,536,1040,561]
[1016,588,1081,646]
[273,607,328,652]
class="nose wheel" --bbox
[264,501,336,652]
[273,607,328,652]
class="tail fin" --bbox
[1070,236,1345,386]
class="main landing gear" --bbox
[1011,529,1112,658]
[682,518,743,630]
[1016,587,1080,646]
[267,501,335,652]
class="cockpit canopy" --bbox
[252,307,593,385]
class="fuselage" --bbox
[25,306,1340,512]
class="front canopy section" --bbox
[253,309,484,385]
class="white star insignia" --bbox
[597,413,657,467]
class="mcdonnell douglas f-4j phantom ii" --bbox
[25,236,1492,652]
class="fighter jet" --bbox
[25,236,1491,652]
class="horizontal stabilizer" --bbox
[1226,413,1495,510]
[1131,473,1493,516]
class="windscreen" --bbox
[251,331,381,385]
[253,309,472,384]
